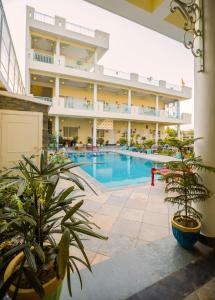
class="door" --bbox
[109,129,115,144]
[0,110,42,168]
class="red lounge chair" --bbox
[151,167,171,186]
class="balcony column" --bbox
[55,77,59,98]
[177,125,181,139]
[128,89,131,112]
[128,120,131,146]
[55,115,60,149]
[155,95,159,115]
[155,123,159,145]
[94,50,98,69]
[93,118,97,148]
[56,39,60,56]
[194,0,215,240]
[93,83,97,110]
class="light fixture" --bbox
[50,42,54,47]
[33,77,37,80]
[49,79,54,83]
[61,81,65,85]
[98,86,102,90]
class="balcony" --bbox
[49,97,191,124]
[29,49,192,99]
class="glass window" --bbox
[63,127,78,138]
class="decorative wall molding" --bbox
[170,0,204,72]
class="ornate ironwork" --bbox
[170,0,204,71]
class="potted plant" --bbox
[163,138,215,249]
[0,152,107,299]
[87,136,92,144]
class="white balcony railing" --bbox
[32,10,95,37]
[103,68,130,80]
[139,75,159,87]
[33,52,54,64]
[49,97,190,123]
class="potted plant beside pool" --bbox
[163,138,215,250]
[0,152,107,300]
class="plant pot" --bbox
[4,252,63,300]
[171,216,201,250]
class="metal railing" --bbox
[34,96,53,103]
[33,52,54,64]
[166,82,182,91]
[103,103,130,114]
[138,75,159,86]
[66,21,95,37]
[65,59,94,72]
[103,68,130,80]
[33,11,95,37]
[34,11,55,25]
[64,97,93,110]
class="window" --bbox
[63,127,78,138]
[97,129,104,138]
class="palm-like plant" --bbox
[0,152,107,299]
[163,138,215,226]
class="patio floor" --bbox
[57,177,176,269]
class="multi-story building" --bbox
[0,1,24,94]
[25,6,192,147]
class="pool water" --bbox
[69,151,158,188]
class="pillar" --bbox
[56,39,60,56]
[94,50,98,69]
[128,121,131,146]
[155,123,159,145]
[194,0,215,239]
[93,83,97,110]
[93,118,97,147]
[55,77,59,98]
[155,95,159,115]
[55,115,59,149]
[128,89,131,112]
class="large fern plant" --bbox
[163,138,215,225]
[0,152,107,299]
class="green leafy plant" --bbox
[0,152,107,299]
[87,136,92,144]
[96,137,104,145]
[163,138,215,226]
[143,139,155,149]
[118,137,127,145]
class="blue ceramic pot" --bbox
[172,216,201,250]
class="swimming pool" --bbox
[69,151,158,188]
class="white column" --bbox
[128,89,131,112]
[155,95,159,115]
[93,118,97,147]
[155,123,159,145]
[55,77,59,98]
[94,50,98,69]
[56,40,60,56]
[195,0,215,239]
[177,125,181,139]
[128,121,131,146]
[93,83,97,110]
[55,115,59,148]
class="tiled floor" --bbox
[58,176,175,269]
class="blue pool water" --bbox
[69,151,158,188]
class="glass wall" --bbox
[0,1,24,94]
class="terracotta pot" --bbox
[4,251,63,300]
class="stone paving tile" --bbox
[106,194,128,207]
[98,204,123,218]
[98,233,136,256]
[82,200,103,213]
[92,253,110,265]
[145,202,169,214]
[91,213,117,232]
[139,223,170,242]
[111,219,142,238]
[143,211,169,227]
[119,207,144,222]
[125,197,148,210]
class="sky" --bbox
[2,0,194,129]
